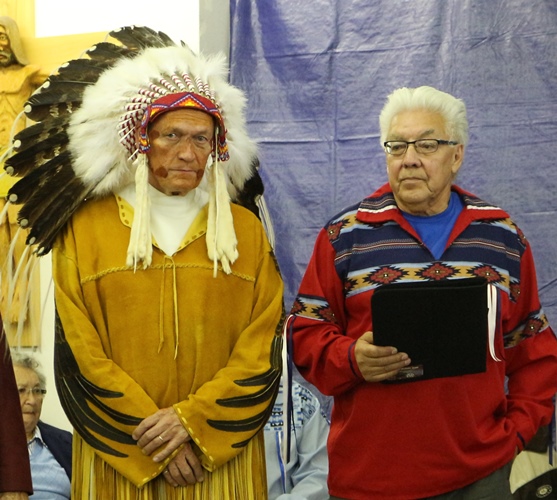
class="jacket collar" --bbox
[356,183,509,225]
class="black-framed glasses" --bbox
[383,139,459,156]
[18,387,47,398]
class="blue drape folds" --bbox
[229,0,557,324]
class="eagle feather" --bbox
[109,25,176,50]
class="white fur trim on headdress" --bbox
[68,44,257,199]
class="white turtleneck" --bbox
[118,183,209,256]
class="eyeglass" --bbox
[18,387,47,398]
[383,139,458,156]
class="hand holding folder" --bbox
[371,277,488,382]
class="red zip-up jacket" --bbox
[290,184,557,499]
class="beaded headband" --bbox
[137,91,228,160]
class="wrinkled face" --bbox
[14,365,43,438]
[0,26,14,67]
[385,109,464,216]
[146,108,215,196]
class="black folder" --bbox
[371,277,488,382]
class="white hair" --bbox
[10,350,47,388]
[379,86,469,147]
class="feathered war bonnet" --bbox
[3,26,258,274]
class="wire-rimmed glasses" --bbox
[384,139,458,156]
[18,387,47,398]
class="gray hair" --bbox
[379,86,469,148]
[10,350,47,388]
[0,16,30,65]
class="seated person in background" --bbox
[264,380,330,499]
[11,351,72,500]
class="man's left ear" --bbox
[451,144,464,175]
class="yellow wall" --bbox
[1,0,106,73]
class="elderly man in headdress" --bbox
[4,26,284,499]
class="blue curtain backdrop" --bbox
[229,0,557,326]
